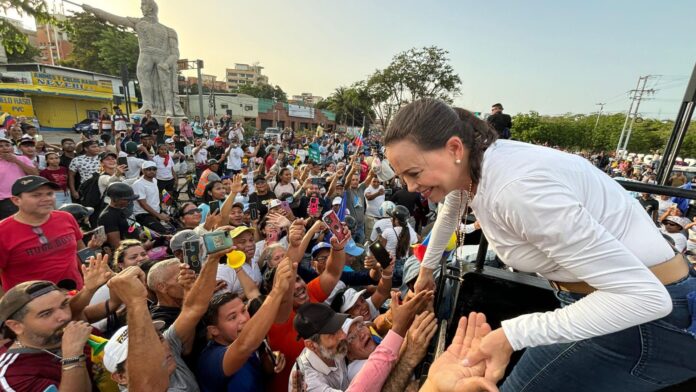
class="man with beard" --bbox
[58,138,77,169]
[98,183,141,251]
[293,302,350,390]
[0,276,125,391]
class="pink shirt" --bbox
[346,330,404,392]
[0,155,33,199]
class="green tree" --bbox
[59,12,138,76]
[6,41,39,62]
[318,84,374,127]
[365,46,461,130]
[0,0,64,54]
[236,83,287,102]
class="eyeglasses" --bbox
[32,226,48,245]
[183,208,202,216]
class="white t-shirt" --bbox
[132,177,160,215]
[422,140,676,352]
[226,146,244,171]
[380,225,417,258]
[370,218,393,241]
[152,155,174,180]
[364,185,385,218]
[122,154,145,180]
[216,261,262,295]
[194,147,208,165]
[270,180,299,198]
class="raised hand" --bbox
[389,290,433,337]
[402,311,438,366]
[107,266,148,306]
[230,173,245,194]
[267,212,292,229]
[81,253,114,292]
[272,257,294,294]
[465,327,514,384]
[425,312,498,392]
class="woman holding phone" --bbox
[383,98,696,391]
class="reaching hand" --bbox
[107,266,148,306]
[81,253,114,292]
[267,212,292,229]
[389,290,433,337]
[273,352,286,374]
[230,174,245,194]
[287,219,307,248]
[425,312,498,392]
[272,257,294,294]
[402,311,438,366]
[414,267,436,293]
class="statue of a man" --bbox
[83,0,184,117]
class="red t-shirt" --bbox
[267,278,328,392]
[265,155,276,171]
[0,340,100,392]
[0,211,84,291]
[40,167,69,191]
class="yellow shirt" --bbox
[164,122,175,137]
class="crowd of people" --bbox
[0,106,502,392]
[0,99,694,392]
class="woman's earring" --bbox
[455,159,461,164]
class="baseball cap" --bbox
[293,302,349,340]
[664,215,690,229]
[311,242,331,257]
[341,316,364,335]
[254,175,266,184]
[339,288,367,313]
[332,197,342,206]
[170,229,200,252]
[98,151,117,161]
[0,136,11,143]
[125,141,138,154]
[0,281,60,326]
[165,138,174,144]
[231,202,245,210]
[141,161,157,170]
[344,238,364,257]
[105,183,139,201]
[214,137,224,143]
[230,226,254,239]
[11,175,60,196]
[103,321,166,373]
[18,135,35,145]
[268,199,282,209]
[207,159,219,166]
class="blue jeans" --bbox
[501,271,696,392]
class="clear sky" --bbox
[22,0,696,118]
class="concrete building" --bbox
[0,63,136,130]
[186,74,227,92]
[256,98,335,132]
[290,92,323,106]
[184,93,258,122]
[225,63,268,91]
[35,14,73,66]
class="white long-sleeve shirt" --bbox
[422,140,673,351]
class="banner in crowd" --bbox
[308,143,321,163]
[288,104,315,119]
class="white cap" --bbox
[141,161,156,170]
[341,316,364,335]
[268,199,282,209]
[339,288,366,313]
[332,197,342,206]
[103,320,165,373]
[165,138,174,144]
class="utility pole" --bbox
[615,75,655,157]
[592,102,605,134]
